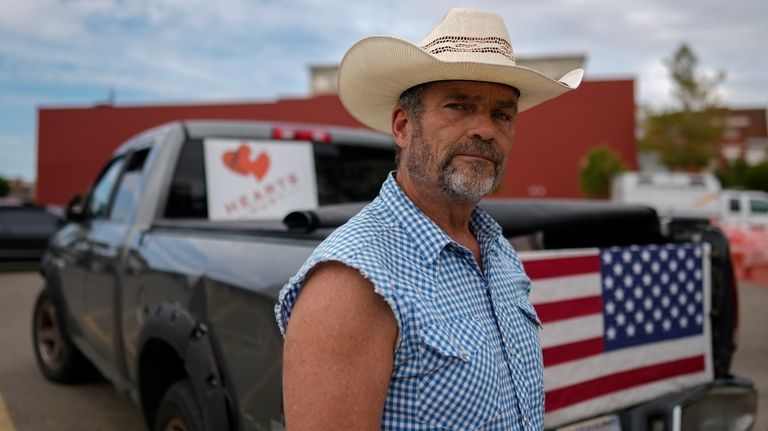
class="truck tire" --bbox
[32,288,94,383]
[154,380,206,431]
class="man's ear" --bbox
[391,107,411,152]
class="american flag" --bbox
[521,244,713,428]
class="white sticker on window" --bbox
[203,139,318,220]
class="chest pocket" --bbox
[417,317,501,430]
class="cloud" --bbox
[0,0,766,181]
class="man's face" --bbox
[402,81,518,201]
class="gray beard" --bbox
[405,123,504,202]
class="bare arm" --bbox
[282,261,398,430]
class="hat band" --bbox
[420,36,514,62]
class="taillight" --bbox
[272,127,331,143]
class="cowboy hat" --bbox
[338,8,584,134]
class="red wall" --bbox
[37,79,636,205]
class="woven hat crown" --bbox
[418,9,516,66]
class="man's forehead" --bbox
[425,80,520,102]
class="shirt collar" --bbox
[379,172,503,266]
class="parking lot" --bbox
[0,265,766,430]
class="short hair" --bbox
[394,82,435,168]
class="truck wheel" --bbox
[154,380,206,431]
[32,289,93,383]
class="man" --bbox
[275,8,582,430]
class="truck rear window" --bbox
[164,139,393,219]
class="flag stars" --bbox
[678,294,688,305]
[606,326,617,340]
[669,260,679,272]
[671,306,680,318]
[634,287,644,299]
[626,324,636,337]
[660,273,670,284]
[622,251,632,263]
[606,301,616,315]
[660,249,669,261]
[623,274,634,286]
[651,261,661,274]
[662,319,672,331]
[602,252,613,265]
[694,270,702,280]
[695,314,704,325]
[641,250,651,262]
[644,321,654,334]
[686,281,695,293]
[677,248,687,260]
[642,274,652,286]
[614,289,625,301]
[633,262,642,274]
[604,276,614,289]
[670,283,679,295]
[625,299,635,312]
[616,313,626,326]
[677,271,687,282]
[653,309,663,321]
[695,291,703,303]
[613,262,623,276]
[680,316,689,328]
[661,295,671,308]
[634,310,645,323]
[644,297,653,310]
[652,285,662,297]
[687,304,696,315]
[686,258,695,270]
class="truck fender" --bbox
[137,303,233,430]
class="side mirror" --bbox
[65,195,86,222]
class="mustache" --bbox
[442,139,503,166]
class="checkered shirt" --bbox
[276,173,544,430]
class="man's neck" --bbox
[394,171,478,242]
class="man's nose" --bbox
[467,111,497,142]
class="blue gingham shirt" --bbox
[276,173,544,430]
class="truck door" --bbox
[81,148,151,376]
[60,156,127,346]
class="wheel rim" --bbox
[162,418,190,431]
[35,297,66,370]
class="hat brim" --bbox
[338,36,584,134]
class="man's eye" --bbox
[493,111,513,122]
[446,103,467,111]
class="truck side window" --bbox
[110,148,151,223]
[165,140,207,218]
[750,199,768,214]
[86,157,127,219]
[729,199,740,212]
[314,144,393,205]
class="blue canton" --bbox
[275,173,544,430]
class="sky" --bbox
[1,0,766,182]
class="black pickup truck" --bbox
[33,120,756,431]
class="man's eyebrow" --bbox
[441,92,519,110]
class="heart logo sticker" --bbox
[222,144,271,181]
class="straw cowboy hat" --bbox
[338,8,584,134]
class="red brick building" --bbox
[36,79,636,205]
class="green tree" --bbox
[579,145,627,198]
[640,43,725,170]
[0,176,9,197]
[745,161,768,193]
[716,158,750,189]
